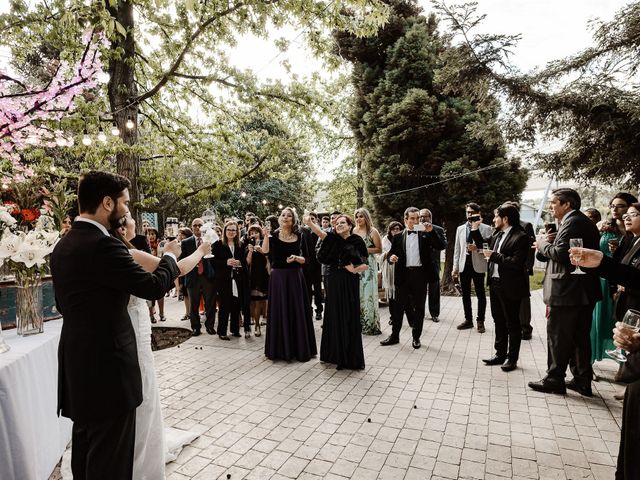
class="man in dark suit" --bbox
[419,208,447,322]
[180,218,216,336]
[472,203,530,372]
[51,171,180,480]
[529,188,602,396]
[380,207,446,349]
[301,212,323,320]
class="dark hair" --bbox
[265,215,279,231]
[179,227,193,239]
[630,202,640,211]
[113,217,135,249]
[223,221,240,249]
[386,221,403,240]
[495,204,520,226]
[465,202,481,213]
[321,216,330,222]
[330,210,342,216]
[403,206,419,219]
[612,192,638,206]
[308,211,318,219]
[247,216,260,225]
[245,211,255,217]
[247,224,263,239]
[584,208,602,224]
[146,228,158,239]
[336,214,355,232]
[78,170,131,214]
[552,188,581,210]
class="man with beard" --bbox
[51,171,180,479]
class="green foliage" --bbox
[434,1,640,189]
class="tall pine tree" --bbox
[335,0,527,291]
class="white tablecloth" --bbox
[0,320,72,480]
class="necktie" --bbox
[407,230,417,235]
[196,237,204,275]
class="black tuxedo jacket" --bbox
[389,229,445,286]
[301,226,320,272]
[521,220,536,275]
[537,210,602,306]
[473,226,530,300]
[179,235,214,287]
[51,221,179,423]
[211,240,248,295]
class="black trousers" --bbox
[391,268,428,340]
[71,410,136,480]
[218,291,244,336]
[427,279,440,318]
[304,267,323,314]
[546,304,594,384]
[617,380,640,479]
[520,296,533,335]
[489,281,523,361]
[460,259,486,323]
[187,274,216,332]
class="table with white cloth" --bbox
[0,320,72,480]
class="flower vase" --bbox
[15,274,43,336]
[0,322,10,353]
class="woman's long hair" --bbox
[386,221,403,241]
[354,207,373,235]
[275,206,300,236]
[223,221,241,250]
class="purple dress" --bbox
[265,232,317,361]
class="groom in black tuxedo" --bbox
[51,171,180,480]
[380,207,445,349]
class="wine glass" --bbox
[482,243,490,261]
[569,239,586,274]
[0,321,10,354]
[606,309,640,363]
[200,223,219,259]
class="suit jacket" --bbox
[613,236,640,319]
[50,221,179,423]
[429,224,447,273]
[472,226,530,300]
[179,235,214,288]
[596,253,640,288]
[211,240,248,296]
[537,210,602,306]
[301,226,320,273]
[388,228,445,286]
[453,222,493,274]
[521,220,536,275]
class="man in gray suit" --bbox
[528,188,601,396]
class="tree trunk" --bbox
[440,217,460,295]
[106,0,141,227]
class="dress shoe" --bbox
[482,355,506,366]
[528,378,566,394]
[218,335,230,341]
[206,327,216,335]
[501,359,517,372]
[412,339,421,349]
[431,317,440,323]
[380,336,399,346]
[477,322,486,333]
[614,391,625,401]
[521,331,532,340]
[457,321,473,330]
[566,379,593,397]
[232,332,242,338]
[192,329,201,336]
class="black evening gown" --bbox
[265,232,316,362]
[319,232,367,370]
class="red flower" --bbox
[20,208,40,222]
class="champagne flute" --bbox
[482,243,490,261]
[606,309,640,362]
[0,321,10,354]
[200,223,219,259]
[569,239,586,274]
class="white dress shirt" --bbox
[406,230,422,267]
[492,226,512,278]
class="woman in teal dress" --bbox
[591,192,638,363]
[353,208,382,335]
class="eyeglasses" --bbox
[610,204,628,209]
[391,227,402,231]
[622,213,639,220]
[335,221,348,226]
[192,224,203,227]
[227,229,238,232]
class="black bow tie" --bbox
[407,230,418,235]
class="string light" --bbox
[240,191,247,198]
[111,124,120,136]
[278,203,283,209]
[97,128,107,143]
[125,116,134,129]
[82,129,92,146]
[97,71,110,84]
[262,199,267,205]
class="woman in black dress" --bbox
[213,221,250,340]
[304,213,368,370]
[262,207,316,361]
[245,224,270,337]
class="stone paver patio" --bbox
[150,290,624,480]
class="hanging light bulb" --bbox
[278,204,283,209]
[82,129,92,146]
[240,191,247,198]
[125,116,135,129]
[97,128,107,143]
[262,199,267,205]
[111,124,120,136]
